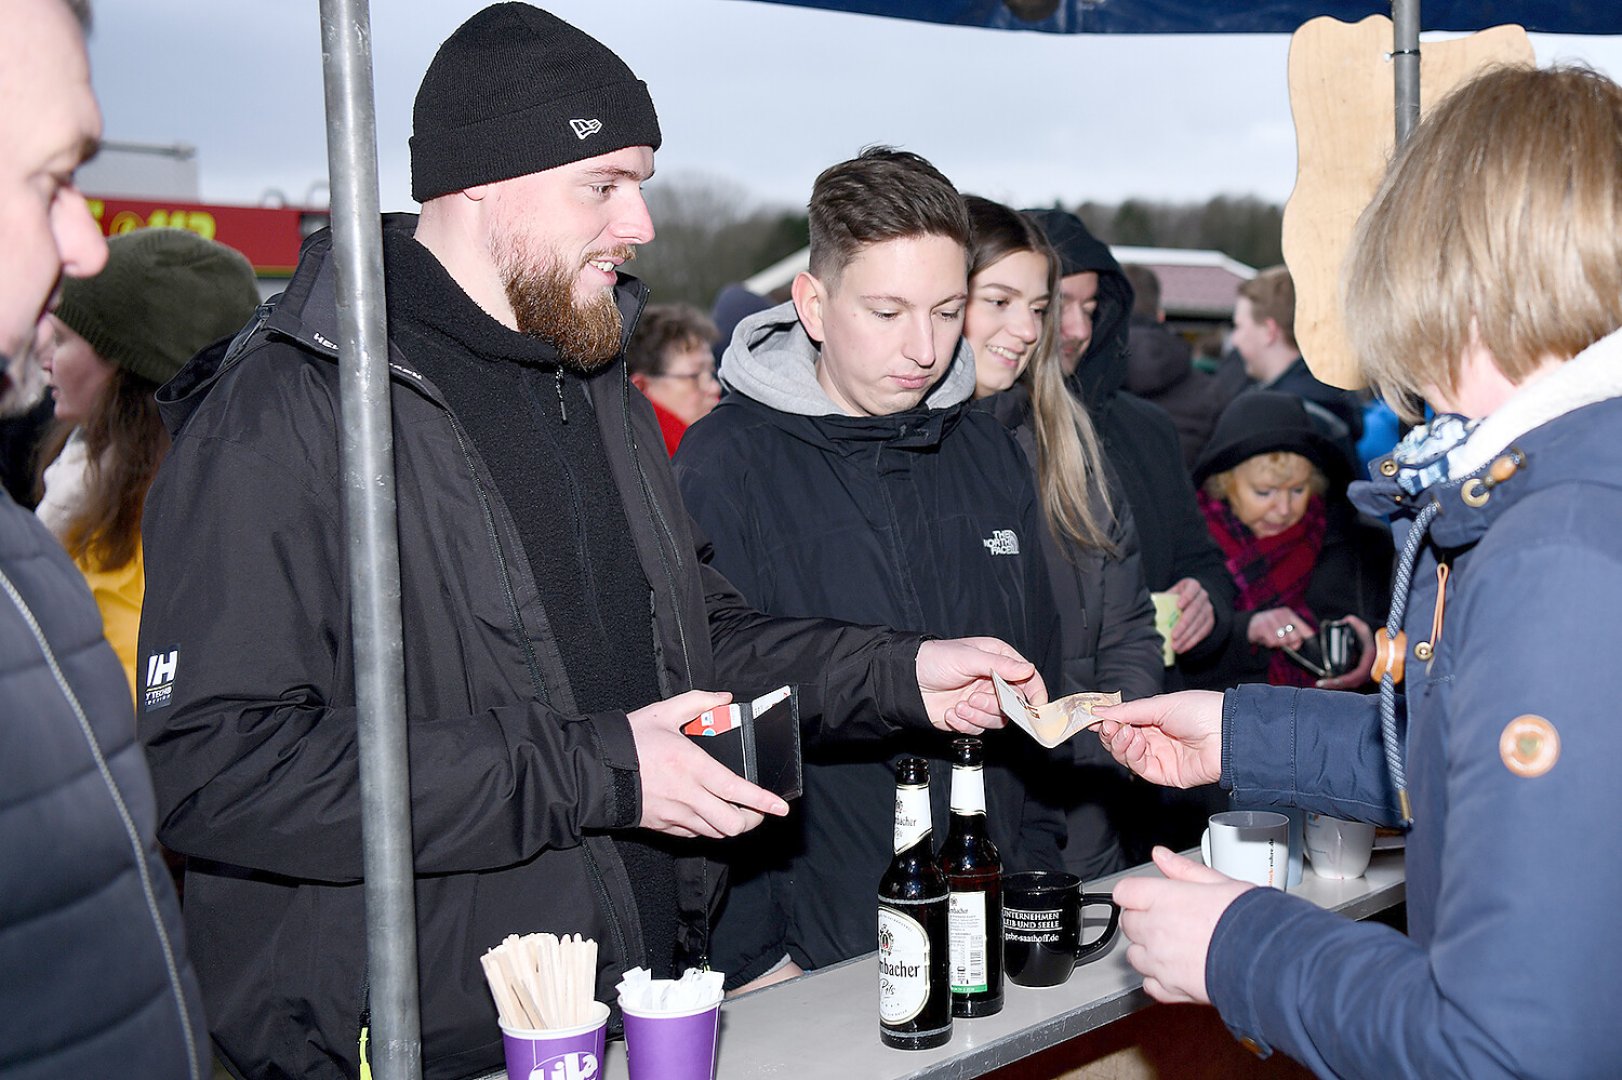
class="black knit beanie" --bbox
[53,228,260,385]
[410,3,662,203]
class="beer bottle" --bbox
[878,755,952,1050]
[940,737,1003,1017]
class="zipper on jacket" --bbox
[620,368,696,681]
[580,840,638,977]
[429,366,651,995]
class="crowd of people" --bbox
[4,1,1619,1078]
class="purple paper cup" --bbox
[499,1000,609,1080]
[618,996,721,1080]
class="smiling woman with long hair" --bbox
[964,194,1163,880]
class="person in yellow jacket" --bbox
[35,227,258,700]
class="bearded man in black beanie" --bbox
[137,6,1048,1077]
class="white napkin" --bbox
[615,967,724,1013]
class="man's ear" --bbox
[461,184,491,203]
[630,372,651,393]
[1263,317,1283,347]
[791,271,827,345]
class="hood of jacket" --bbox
[719,299,978,416]
[1353,325,1622,550]
[1023,209,1135,412]
[156,212,651,435]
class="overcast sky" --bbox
[85,0,1622,216]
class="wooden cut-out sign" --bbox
[1282,16,1534,390]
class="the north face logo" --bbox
[569,118,603,140]
[144,648,178,711]
[982,529,1020,556]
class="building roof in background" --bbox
[1113,246,1256,321]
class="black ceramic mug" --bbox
[1002,870,1122,987]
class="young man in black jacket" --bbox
[675,148,1066,989]
[136,8,1042,1079]
[0,1,209,1078]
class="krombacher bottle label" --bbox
[940,737,1004,1017]
[878,756,952,1050]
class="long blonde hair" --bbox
[966,196,1115,555]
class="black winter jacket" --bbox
[137,222,931,1080]
[980,385,1162,879]
[674,304,1065,980]
[1124,316,1230,472]
[0,495,208,1080]
[981,385,1161,703]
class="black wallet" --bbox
[683,686,803,801]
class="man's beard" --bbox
[497,241,630,373]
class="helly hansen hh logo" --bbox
[982,530,1020,556]
[570,118,603,140]
[144,648,178,711]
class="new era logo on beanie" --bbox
[409,3,661,203]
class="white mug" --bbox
[1304,813,1376,879]
[1201,810,1289,889]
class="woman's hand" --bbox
[1094,691,1224,789]
[1114,847,1254,1005]
[1246,606,1312,651]
[1316,613,1376,689]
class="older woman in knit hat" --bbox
[35,227,258,698]
[1185,390,1390,690]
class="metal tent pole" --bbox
[1393,0,1421,143]
[316,2,423,1078]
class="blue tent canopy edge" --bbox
[738,1,1620,36]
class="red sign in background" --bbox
[87,197,326,276]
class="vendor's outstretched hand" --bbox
[1094,690,1223,789]
[916,637,1043,734]
[1115,847,1253,1005]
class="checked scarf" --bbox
[1198,490,1327,687]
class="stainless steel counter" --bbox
[602,849,1405,1079]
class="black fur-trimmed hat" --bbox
[1193,390,1352,491]
[409,3,662,203]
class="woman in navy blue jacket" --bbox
[1095,65,1622,1078]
